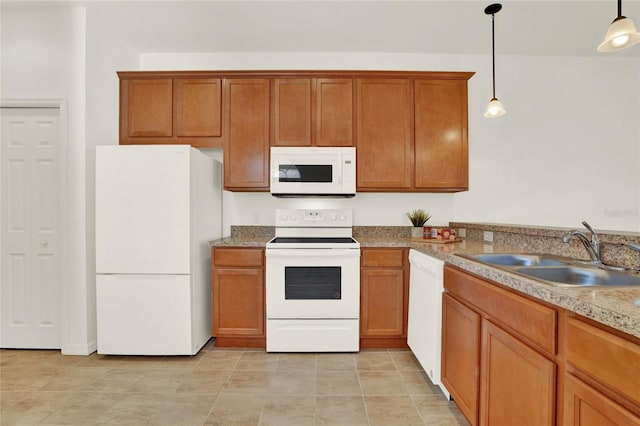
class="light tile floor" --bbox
[0,340,469,426]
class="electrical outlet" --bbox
[483,231,494,242]
[458,228,466,238]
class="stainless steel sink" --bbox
[515,266,640,287]
[462,253,572,267]
[458,252,640,288]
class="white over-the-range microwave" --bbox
[270,147,356,197]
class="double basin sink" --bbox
[459,253,640,287]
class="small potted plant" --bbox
[406,209,431,238]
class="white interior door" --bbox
[1,107,62,349]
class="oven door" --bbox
[266,248,360,319]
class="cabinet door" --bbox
[315,78,354,146]
[480,320,555,426]
[566,316,640,406]
[442,293,480,426]
[174,78,222,138]
[360,269,405,337]
[223,79,270,190]
[124,79,173,138]
[415,79,468,190]
[356,79,412,189]
[564,374,640,426]
[272,78,311,146]
[212,267,264,336]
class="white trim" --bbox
[62,339,96,356]
[1,98,68,353]
[1,99,66,109]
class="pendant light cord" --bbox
[491,13,496,98]
[617,0,622,17]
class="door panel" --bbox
[273,78,312,146]
[415,79,468,190]
[223,78,270,189]
[95,146,191,274]
[96,274,192,355]
[356,79,412,189]
[316,78,354,147]
[1,108,61,349]
[480,319,555,426]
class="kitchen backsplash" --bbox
[229,223,640,270]
[451,222,640,270]
[230,226,275,238]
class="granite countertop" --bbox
[210,235,273,247]
[209,235,640,339]
[410,239,640,339]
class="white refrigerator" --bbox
[95,145,221,355]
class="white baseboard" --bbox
[62,339,97,356]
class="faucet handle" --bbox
[581,221,600,243]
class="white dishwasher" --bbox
[408,249,450,398]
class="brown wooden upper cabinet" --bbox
[272,78,312,146]
[356,77,471,192]
[315,78,354,147]
[415,79,468,191]
[356,79,413,190]
[118,70,473,192]
[119,73,222,148]
[271,78,354,147]
[175,79,222,139]
[223,78,271,190]
[124,78,173,138]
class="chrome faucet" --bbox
[562,221,602,265]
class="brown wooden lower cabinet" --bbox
[441,292,480,425]
[563,314,640,424]
[564,374,640,426]
[443,265,556,425]
[360,248,409,348]
[480,319,555,426]
[212,247,265,348]
[443,264,640,426]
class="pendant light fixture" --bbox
[597,0,640,52]
[484,3,506,118]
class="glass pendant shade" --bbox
[598,16,640,52]
[484,97,506,118]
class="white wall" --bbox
[1,4,92,354]
[142,51,640,232]
[456,55,640,232]
[84,6,139,352]
[1,4,138,354]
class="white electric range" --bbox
[265,208,360,352]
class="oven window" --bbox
[284,267,341,300]
[278,164,332,183]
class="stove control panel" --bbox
[275,208,353,227]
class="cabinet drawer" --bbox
[362,248,405,268]
[566,316,640,405]
[444,266,557,356]
[213,248,264,267]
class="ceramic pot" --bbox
[411,227,424,239]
